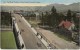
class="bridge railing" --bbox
[22,16,57,49]
[12,17,26,49]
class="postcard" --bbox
[0,0,80,49]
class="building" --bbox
[59,20,75,31]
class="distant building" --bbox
[14,10,21,14]
[76,12,80,18]
[59,20,75,31]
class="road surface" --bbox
[36,28,79,49]
[13,14,46,49]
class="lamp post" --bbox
[35,12,39,27]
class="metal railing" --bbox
[35,28,57,49]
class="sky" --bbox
[0,0,80,6]
[1,0,80,4]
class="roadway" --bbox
[36,28,79,49]
[13,14,46,49]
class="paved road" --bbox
[36,28,79,49]
[13,14,46,49]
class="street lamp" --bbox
[35,12,39,27]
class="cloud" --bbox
[0,3,49,6]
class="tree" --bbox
[41,12,50,26]
[67,10,72,21]
[72,13,79,31]
[50,6,57,27]
[45,12,51,26]
[1,12,12,26]
[51,6,57,13]
[41,12,44,26]
[58,13,65,22]
[72,13,77,23]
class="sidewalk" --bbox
[36,28,79,49]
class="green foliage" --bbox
[40,6,79,43]
[72,13,79,31]
[40,6,79,32]
[40,6,65,27]
[49,6,59,27]
[1,12,12,26]
[66,10,72,21]
[1,31,17,49]
[51,6,57,13]
[41,12,44,25]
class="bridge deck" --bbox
[13,14,46,49]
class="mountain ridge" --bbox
[1,2,80,12]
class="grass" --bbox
[1,31,17,49]
[0,31,1,48]
[28,20,40,27]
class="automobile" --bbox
[19,19,21,22]
[21,29,24,32]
